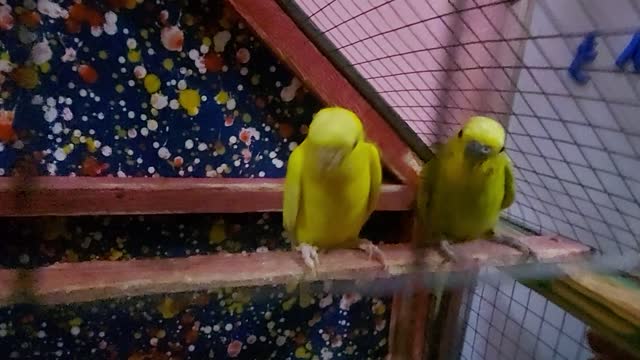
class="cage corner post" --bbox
[387,213,473,360]
[388,212,429,360]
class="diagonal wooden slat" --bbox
[226,0,423,185]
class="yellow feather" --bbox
[283,107,382,250]
[420,117,513,243]
[417,116,516,352]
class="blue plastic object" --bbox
[568,32,598,84]
[615,31,640,72]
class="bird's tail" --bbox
[425,271,451,360]
[298,281,314,308]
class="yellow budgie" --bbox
[283,106,386,271]
[416,116,534,357]
[417,115,526,253]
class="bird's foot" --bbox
[297,244,320,272]
[491,234,540,261]
[358,239,388,271]
[439,240,481,270]
[439,240,460,263]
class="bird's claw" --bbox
[492,235,540,262]
[358,239,388,270]
[439,240,481,271]
[297,244,319,273]
[439,240,459,263]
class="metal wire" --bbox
[293,0,640,358]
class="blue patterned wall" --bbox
[0,1,392,359]
[0,0,320,178]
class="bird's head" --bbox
[458,116,506,164]
[306,107,364,172]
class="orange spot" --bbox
[0,110,15,143]
[241,148,252,162]
[204,53,223,72]
[78,64,98,84]
[108,0,137,10]
[235,48,250,64]
[180,313,195,326]
[294,332,306,345]
[32,151,44,162]
[172,156,184,167]
[67,4,104,31]
[67,4,85,23]
[191,293,210,306]
[278,123,294,139]
[239,129,251,145]
[0,8,14,31]
[161,26,184,52]
[65,19,81,34]
[224,115,234,127]
[18,11,40,29]
[255,97,266,109]
[265,114,275,125]
[20,314,34,324]
[127,350,169,360]
[86,11,104,27]
[221,5,240,25]
[184,328,198,344]
[227,340,242,358]
[81,156,109,176]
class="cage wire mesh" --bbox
[288,0,640,358]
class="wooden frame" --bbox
[521,264,640,358]
[226,0,423,186]
[276,0,434,163]
[0,236,589,306]
[0,177,413,216]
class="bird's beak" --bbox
[465,140,492,162]
[318,148,345,171]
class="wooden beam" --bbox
[226,0,422,185]
[389,214,428,360]
[389,285,432,360]
[0,236,589,306]
[0,177,413,216]
[587,327,640,360]
[521,264,640,358]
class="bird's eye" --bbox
[499,146,505,153]
[458,130,463,138]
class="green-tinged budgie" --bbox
[416,116,534,357]
[283,106,387,271]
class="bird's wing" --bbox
[365,142,382,217]
[283,147,303,242]
[501,154,516,210]
[416,155,437,237]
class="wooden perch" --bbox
[0,235,589,306]
[0,177,413,216]
[522,264,640,358]
[587,328,640,360]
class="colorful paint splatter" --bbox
[1,212,402,269]
[0,212,395,359]
[0,289,390,359]
[0,1,392,359]
[0,0,319,177]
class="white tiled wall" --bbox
[503,0,640,256]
